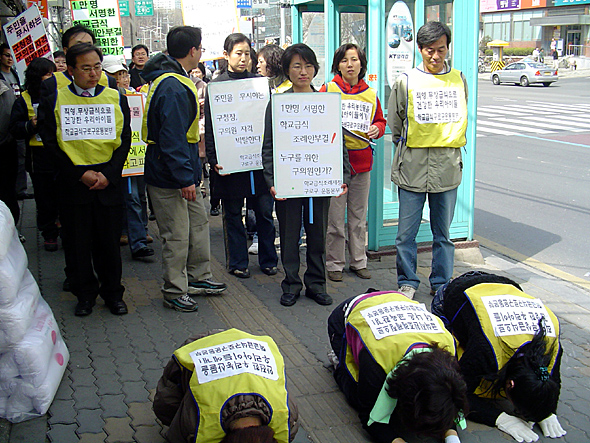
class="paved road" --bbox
[474,76,590,281]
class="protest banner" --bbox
[122,94,146,177]
[208,77,269,174]
[271,92,343,198]
[2,5,51,85]
[70,0,124,56]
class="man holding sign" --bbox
[40,43,131,316]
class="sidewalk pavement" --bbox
[2,195,590,443]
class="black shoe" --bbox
[62,278,71,292]
[148,213,156,221]
[17,192,34,200]
[107,300,128,315]
[210,207,220,216]
[261,266,278,276]
[280,292,299,306]
[75,300,95,316]
[132,246,155,260]
[305,290,333,306]
[230,268,250,278]
[44,238,58,252]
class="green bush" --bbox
[485,47,535,57]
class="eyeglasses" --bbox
[77,64,102,73]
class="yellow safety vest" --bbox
[55,86,124,165]
[174,329,291,443]
[345,292,456,382]
[406,67,467,148]
[327,82,377,151]
[462,283,561,398]
[21,91,42,147]
[142,72,200,144]
[55,70,110,90]
[273,78,292,94]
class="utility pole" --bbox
[280,1,286,47]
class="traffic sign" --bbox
[134,0,153,16]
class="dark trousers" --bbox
[0,140,19,224]
[60,199,124,304]
[275,196,330,295]
[30,171,59,240]
[222,193,278,270]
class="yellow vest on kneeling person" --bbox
[55,86,124,165]
[173,328,291,443]
[344,292,456,382]
[406,67,467,148]
[142,73,200,144]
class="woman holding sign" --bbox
[432,271,566,442]
[327,290,468,443]
[153,328,299,443]
[262,44,350,307]
[320,43,386,282]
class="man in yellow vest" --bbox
[387,22,468,300]
[39,43,131,317]
[141,26,226,312]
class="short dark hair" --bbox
[223,33,251,54]
[281,43,319,79]
[258,44,284,78]
[66,43,103,68]
[331,43,367,80]
[53,50,65,59]
[167,26,202,59]
[132,44,149,56]
[197,62,207,78]
[0,43,10,55]
[220,425,277,443]
[386,344,468,439]
[416,21,451,50]
[62,25,95,49]
[24,56,56,98]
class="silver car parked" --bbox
[491,61,558,87]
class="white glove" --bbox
[496,412,539,442]
[539,414,567,438]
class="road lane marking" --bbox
[476,126,517,136]
[519,115,590,129]
[492,117,587,132]
[514,133,590,148]
[477,120,555,134]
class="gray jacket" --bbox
[387,62,468,193]
[0,80,16,145]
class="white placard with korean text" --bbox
[272,92,343,198]
[2,5,51,85]
[189,338,279,384]
[209,77,269,174]
[481,295,557,338]
[122,94,146,176]
[412,87,463,124]
[70,0,124,56]
[60,104,116,141]
[360,301,445,341]
[341,99,372,133]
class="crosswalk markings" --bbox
[493,117,587,132]
[476,125,517,136]
[477,120,555,134]
[519,115,590,130]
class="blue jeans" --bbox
[124,176,149,253]
[396,187,457,291]
[222,193,278,271]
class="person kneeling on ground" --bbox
[328,290,468,443]
[431,271,567,442]
[154,328,299,443]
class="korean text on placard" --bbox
[412,87,463,124]
[481,295,556,337]
[60,104,116,141]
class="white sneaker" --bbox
[327,350,339,369]
[399,285,416,300]
[248,239,258,255]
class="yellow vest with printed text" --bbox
[174,329,291,443]
[273,78,292,94]
[21,91,42,147]
[55,70,110,90]
[55,86,124,165]
[462,283,561,398]
[406,67,467,148]
[327,81,377,151]
[142,73,200,144]
[345,292,456,382]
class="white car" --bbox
[491,61,558,87]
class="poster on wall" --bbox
[70,0,124,56]
[182,0,239,61]
[481,0,521,12]
[386,1,414,88]
[2,5,52,85]
[271,93,344,199]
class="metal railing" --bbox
[566,45,589,57]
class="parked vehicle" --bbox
[491,61,558,87]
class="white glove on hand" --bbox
[539,414,567,438]
[496,412,539,442]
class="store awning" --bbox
[530,15,590,26]
[487,40,509,47]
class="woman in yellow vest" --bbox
[432,271,566,442]
[327,290,468,443]
[154,329,299,443]
[9,57,59,251]
[320,44,386,282]
[257,44,292,94]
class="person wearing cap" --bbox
[103,55,154,262]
